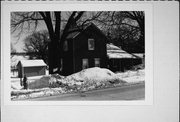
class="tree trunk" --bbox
[39,12,84,74]
[48,38,61,74]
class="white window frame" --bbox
[82,58,89,69]
[88,38,95,50]
[94,58,100,67]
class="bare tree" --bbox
[95,11,144,53]
[119,11,144,52]
[11,11,86,74]
[23,30,49,64]
[11,43,16,53]
[11,43,16,58]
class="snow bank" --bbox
[28,74,64,89]
[11,82,23,90]
[27,67,126,90]
[11,87,65,100]
[116,69,145,83]
[11,67,144,100]
[28,76,51,89]
[64,67,125,85]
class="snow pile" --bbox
[11,67,127,100]
[116,69,145,83]
[66,67,125,84]
[69,67,117,83]
[27,67,126,90]
[11,67,145,100]
[28,74,65,89]
[11,81,23,90]
[28,76,51,89]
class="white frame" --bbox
[1,2,153,106]
[88,38,95,50]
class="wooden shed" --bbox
[17,59,47,78]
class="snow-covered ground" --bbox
[11,67,145,100]
[116,69,145,83]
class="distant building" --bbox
[61,23,108,75]
[17,59,47,78]
[107,43,142,72]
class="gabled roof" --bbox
[66,31,81,39]
[66,23,90,39]
[18,60,47,67]
[66,23,107,40]
[107,43,137,59]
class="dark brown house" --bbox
[17,60,47,78]
[60,23,108,75]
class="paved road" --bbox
[30,83,145,101]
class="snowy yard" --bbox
[11,67,145,100]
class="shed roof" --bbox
[18,60,47,67]
[107,43,137,59]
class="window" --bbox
[94,58,100,67]
[82,59,89,69]
[63,41,68,51]
[88,38,95,50]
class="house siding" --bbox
[23,67,45,77]
[108,58,142,72]
[61,39,74,75]
[73,25,107,73]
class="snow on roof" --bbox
[11,55,29,67]
[132,53,144,58]
[18,60,47,67]
[107,43,122,50]
[107,43,137,59]
[107,52,137,59]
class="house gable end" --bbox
[73,23,108,41]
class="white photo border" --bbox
[1,1,153,105]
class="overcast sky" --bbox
[11,21,47,52]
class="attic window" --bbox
[63,41,68,51]
[88,38,95,50]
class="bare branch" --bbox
[11,12,43,38]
